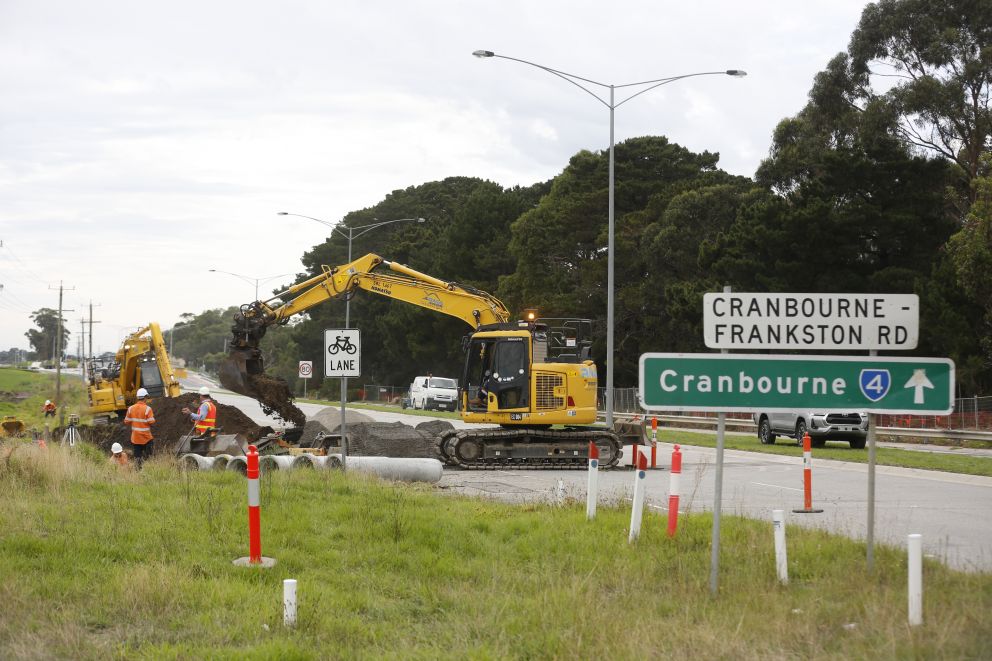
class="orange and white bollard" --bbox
[666,444,682,537]
[650,416,658,468]
[586,441,600,520]
[233,445,276,567]
[628,451,648,543]
[792,432,824,514]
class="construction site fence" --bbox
[361,384,407,404]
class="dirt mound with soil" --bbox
[311,407,374,430]
[346,421,438,458]
[68,393,271,453]
[298,419,329,447]
[415,419,456,437]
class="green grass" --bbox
[657,429,992,477]
[1,442,989,659]
[0,367,88,431]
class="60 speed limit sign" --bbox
[298,361,313,379]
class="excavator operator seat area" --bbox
[138,361,165,397]
[462,335,530,412]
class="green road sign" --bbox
[639,353,955,414]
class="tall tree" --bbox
[25,308,69,362]
[946,152,992,374]
[848,0,992,199]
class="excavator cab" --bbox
[462,335,530,412]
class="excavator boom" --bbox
[220,253,510,401]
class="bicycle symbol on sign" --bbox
[328,335,358,355]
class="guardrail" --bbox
[608,412,992,443]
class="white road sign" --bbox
[324,328,361,378]
[298,361,312,379]
[703,293,919,350]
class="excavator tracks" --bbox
[435,427,622,470]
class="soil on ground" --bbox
[59,393,271,454]
[345,420,454,458]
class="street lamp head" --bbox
[726,70,748,77]
[473,50,495,58]
[276,211,288,215]
[416,217,426,223]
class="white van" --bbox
[409,375,458,412]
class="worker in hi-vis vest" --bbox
[183,386,217,437]
[123,387,155,468]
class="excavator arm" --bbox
[220,253,511,396]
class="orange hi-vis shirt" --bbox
[193,400,217,435]
[124,400,155,445]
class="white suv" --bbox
[753,410,868,449]
[409,376,458,412]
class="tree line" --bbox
[163,0,989,396]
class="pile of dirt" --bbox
[415,419,456,437]
[345,421,443,458]
[246,374,306,426]
[298,419,329,447]
[310,407,374,430]
[68,393,271,453]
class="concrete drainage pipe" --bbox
[292,454,334,469]
[225,456,248,474]
[328,455,443,483]
[179,454,216,471]
[212,454,234,471]
[259,455,296,472]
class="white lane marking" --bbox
[751,481,804,492]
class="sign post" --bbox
[298,360,312,398]
[325,329,361,469]
[690,291,941,575]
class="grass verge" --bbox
[1,442,989,659]
[0,368,87,431]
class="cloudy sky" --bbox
[0,0,873,356]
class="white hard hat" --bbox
[111,442,123,454]
[45,400,51,405]
[198,386,210,396]
[136,387,149,398]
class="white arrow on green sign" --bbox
[638,353,955,415]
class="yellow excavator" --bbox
[221,253,622,468]
[87,322,182,424]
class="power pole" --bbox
[87,300,101,372]
[49,281,75,430]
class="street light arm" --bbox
[483,52,612,109]
[208,269,257,287]
[277,211,350,241]
[350,217,425,239]
[614,71,742,108]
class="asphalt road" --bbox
[184,378,992,572]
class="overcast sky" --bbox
[0,0,874,356]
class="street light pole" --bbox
[473,50,746,427]
[277,211,426,468]
[276,213,426,327]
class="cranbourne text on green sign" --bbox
[638,353,954,415]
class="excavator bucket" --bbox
[218,348,254,396]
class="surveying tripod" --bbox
[61,413,81,447]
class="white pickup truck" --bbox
[409,376,458,412]
[753,410,869,449]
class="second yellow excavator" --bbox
[87,323,182,424]
[221,253,622,469]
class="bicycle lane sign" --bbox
[324,329,361,378]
